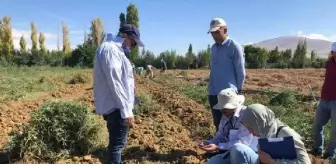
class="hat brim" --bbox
[134,38,144,47]
[213,95,245,110]
[207,26,221,34]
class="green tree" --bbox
[158,50,177,69]
[197,49,211,68]
[1,16,14,55]
[282,49,292,64]
[39,32,46,54]
[19,35,27,53]
[310,50,316,62]
[141,47,145,56]
[62,22,71,54]
[268,46,281,63]
[175,55,188,69]
[244,45,269,68]
[0,20,3,55]
[292,39,307,68]
[126,4,139,27]
[119,12,126,27]
[126,3,140,62]
[31,22,38,54]
[185,44,196,69]
[89,18,104,46]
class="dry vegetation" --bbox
[0,67,332,164]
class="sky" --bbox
[1,0,336,55]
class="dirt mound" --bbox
[0,84,88,148]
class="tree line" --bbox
[0,4,328,69]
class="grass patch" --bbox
[181,84,209,109]
[67,73,89,84]
[269,89,298,107]
[7,101,105,162]
[134,93,154,116]
[0,66,92,102]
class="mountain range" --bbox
[252,36,333,58]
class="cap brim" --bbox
[207,26,221,34]
[134,38,144,47]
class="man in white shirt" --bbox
[198,88,258,164]
[93,24,144,164]
[145,64,156,78]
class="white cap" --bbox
[208,18,227,34]
[213,88,245,110]
[332,42,336,52]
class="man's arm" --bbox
[217,124,254,151]
[233,43,246,91]
[99,46,133,119]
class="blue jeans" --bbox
[206,143,258,164]
[105,110,130,164]
[209,95,222,132]
[312,99,336,157]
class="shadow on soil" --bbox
[0,149,21,164]
[122,145,200,163]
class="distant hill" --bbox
[252,36,332,58]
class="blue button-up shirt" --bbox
[208,38,246,95]
[93,34,134,119]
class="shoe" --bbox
[310,149,324,157]
[322,153,336,160]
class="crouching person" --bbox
[198,88,258,164]
[239,104,311,164]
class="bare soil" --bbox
[0,69,331,164]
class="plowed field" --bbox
[0,68,330,164]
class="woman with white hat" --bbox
[198,88,258,164]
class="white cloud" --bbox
[244,42,254,45]
[12,28,59,50]
[296,31,336,41]
[70,30,84,34]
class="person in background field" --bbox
[145,64,156,78]
[161,59,167,73]
[207,17,246,132]
[198,88,258,164]
[93,24,144,164]
[239,104,311,164]
[311,42,336,159]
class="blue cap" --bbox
[119,24,144,47]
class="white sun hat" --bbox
[213,88,245,110]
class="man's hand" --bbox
[197,141,209,148]
[200,144,217,152]
[124,116,134,126]
[258,149,275,164]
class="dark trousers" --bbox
[105,110,130,164]
[208,95,222,132]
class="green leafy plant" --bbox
[7,101,105,162]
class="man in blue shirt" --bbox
[93,24,144,164]
[207,18,246,132]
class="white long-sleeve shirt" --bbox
[93,34,135,119]
[207,106,258,151]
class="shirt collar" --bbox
[105,33,125,46]
[216,37,229,46]
[221,37,229,45]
